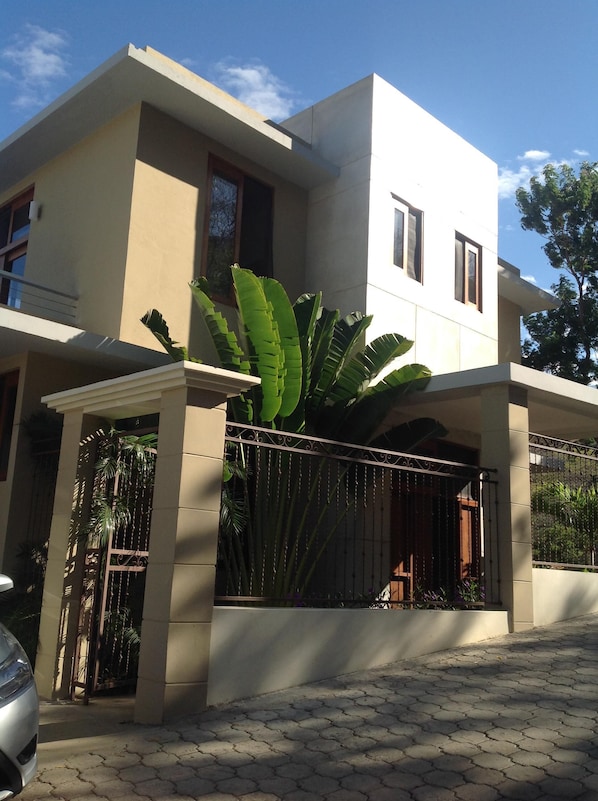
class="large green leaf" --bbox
[189,279,250,375]
[188,278,254,423]
[262,277,302,419]
[140,309,196,363]
[326,332,414,406]
[233,267,283,422]
[309,311,370,416]
[335,363,432,444]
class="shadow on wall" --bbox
[207,607,509,706]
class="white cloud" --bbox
[574,149,590,157]
[213,60,299,121]
[498,164,535,199]
[517,149,551,161]
[498,150,582,200]
[522,274,537,284]
[1,24,69,109]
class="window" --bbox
[204,160,273,301]
[0,371,18,481]
[0,188,34,309]
[393,196,422,282]
[455,233,481,309]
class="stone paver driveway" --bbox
[24,614,598,800]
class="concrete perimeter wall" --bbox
[207,607,509,706]
[533,568,598,626]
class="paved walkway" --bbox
[23,615,598,800]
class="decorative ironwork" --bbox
[530,433,598,568]
[218,423,498,609]
[73,429,156,698]
[225,423,491,479]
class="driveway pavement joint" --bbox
[24,614,598,800]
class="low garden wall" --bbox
[207,607,509,706]
[533,567,598,626]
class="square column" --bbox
[480,384,533,632]
[40,361,259,721]
[135,386,227,723]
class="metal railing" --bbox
[216,424,499,609]
[0,269,78,325]
[530,433,598,569]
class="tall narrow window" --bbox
[455,233,481,309]
[0,371,18,481]
[392,196,422,282]
[0,188,34,309]
[204,160,273,301]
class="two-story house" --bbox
[2,43,598,651]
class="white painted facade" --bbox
[284,74,500,376]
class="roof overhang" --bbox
[0,307,171,373]
[497,258,558,314]
[398,362,598,440]
[0,44,339,196]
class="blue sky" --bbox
[0,0,596,292]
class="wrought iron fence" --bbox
[216,424,499,609]
[530,433,598,570]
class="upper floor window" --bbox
[204,159,273,302]
[0,371,18,481]
[393,196,422,282]
[455,233,481,310]
[0,188,34,309]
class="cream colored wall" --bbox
[0,353,120,574]
[123,105,308,355]
[533,568,598,625]
[284,75,500,376]
[208,607,509,706]
[20,107,141,340]
[498,296,523,364]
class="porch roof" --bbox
[398,362,598,440]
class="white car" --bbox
[0,575,38,799]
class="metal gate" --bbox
[72,429,156,699]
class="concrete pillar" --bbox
[480,384,533,632]
[134,386,227,723]
[35,411,101,699]
[39,362,259,721]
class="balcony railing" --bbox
[0,269,78,325]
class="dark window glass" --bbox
[0,371,18,481]
[204,162,273,302]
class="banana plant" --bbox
[142,266,445,600]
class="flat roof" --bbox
[0,44,339,196]
[398,362,598,439]
[497,258,558,314]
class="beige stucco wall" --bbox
[0,353,120,572]
[124,105,309,355]
[19,107,141,339]
[498,296,523,364]
[208,607,509,706]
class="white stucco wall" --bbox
[284,75,500,377]
[533,568,598,626]
[207,607,509,706]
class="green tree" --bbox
[142,267,445,600]
[516,162,598,383]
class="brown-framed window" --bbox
[204,159,273,302]
[0,188,34,308]
[392,195,423,282]
[0,371,18,481]
[455,233,482,310]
